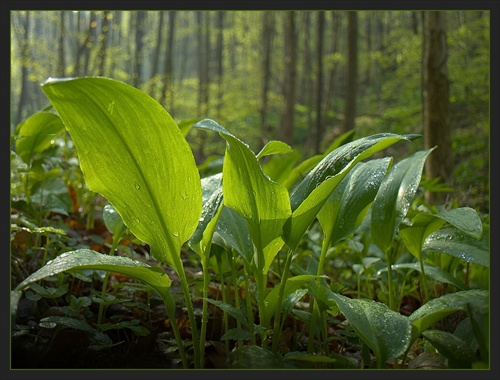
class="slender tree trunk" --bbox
[16,11,31,125]
[196,12,206,116]
[150,11,165,98]
[96,11,110,76]
[160,11,176,111]
[423,11,453,204]
[58,11,65,77]
[215,11,224,119]
[134,11,147,88]
[278,11,297,145]
[343,11,358,133]
[314,11,325,154]
[259,11,274,147]
[324,11,340,124]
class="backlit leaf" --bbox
[42,77,201,268]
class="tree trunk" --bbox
[215,11,224,119]
[278,11,297,145]
[259,11,274,147]
[160,11,176,112]
[324,11,340,125]
[96,11,111,77]
[343,11,358,133]
[314,11,325,154]
[150,11,165,99]
[15,11,31,125]
[196,12,210,116]
[134,11,147,88]
[423,11,453,204]
[58,11,65,77]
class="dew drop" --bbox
[172,231,179,238]
[135,183,141,190]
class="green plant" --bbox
[12,77,489,369]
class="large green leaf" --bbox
[409,289,488,341]
[379,263,467,290]
[422,227,489,267]
[317,158,391,247]
[14,111,65,164]
[42,77,201,268]
[371,148,435,253]
[284,133,419,250]
[194,119,291,273]
[400,207,483,261]
[328,292,412,367]
[13,249,174,314]
[422,330,477,368]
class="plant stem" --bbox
[242,264,256,345]
[271,249,293,352]
[385,249,395,311]
[308,234,332,353]
[199,257,210,368]
[177,265,202,368]
[97,235,121,326]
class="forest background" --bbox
[10,9,490,212]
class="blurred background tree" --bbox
[10,10,490,212]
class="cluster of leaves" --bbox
[11,77,489,370]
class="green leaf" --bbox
[371,148,435,253]
[39,316,112,346]
[13,249,173,314]
[317,158,391,246]
[284,133,419,250]
[103,204,127,237]
[328,292,412,366]
[409,289,488,341]
[194,119,291,273]
[262,150,301,185]
[14,111,65,163]
[203,298,250,328]
[437,207,483,239]
[214,207,253,263]
[42,77,201,268]
[189,174,224,260]
[422,330,477,368]
[399,213,446,260]
[221,328,254,341]
[422,227,489,267]
[260,274,318,328]
[376,263,467,290]
[256,140,293,159]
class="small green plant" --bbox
[12,77,489,369]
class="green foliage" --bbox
[11,77,489,369]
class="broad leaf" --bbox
[256,140,293,159]
[13,249,174,314]
[409,289,488,341]
[194,119,291,273]
[284,133,419,250]
[423,227,489,267]
[371,148,434,253]
[400,207,483,261]
[42,77,201,268]
[376,263,467,290]
[189,174,224,261]
[317,158,391,247]
[328,292,412,366]
[15,111,65,164]
[399,213,446,260]
[422,330,477,368]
